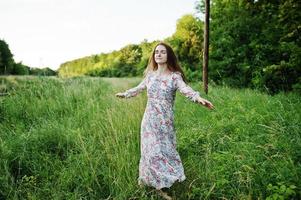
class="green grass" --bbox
[0,75,300,199]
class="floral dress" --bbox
[123,71,201,189]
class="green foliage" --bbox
[204,0,301,94]
[118,44,142,66]
[84,42,159,78]
[29,67,57,76]
[181,62,202,82]
[58,54,100,77]
[13,62,30,75]
[166,14,204,70]
[0,39,15,74]
[266,182,297,200]
[60,44,145,78]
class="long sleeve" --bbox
[174,72,201,103]
[123,75,148,98]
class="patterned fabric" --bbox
[123,71,201,189]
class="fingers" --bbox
[198,99,206,106]
[200,99,214,110]
[115,93,125,98]
[205,104,213,109]
[200,101,205,105]
[206,102,214,109]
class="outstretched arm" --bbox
[116,76,147,98]
[175,73,214,109]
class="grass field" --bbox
[0,75,300,199]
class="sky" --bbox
[0,0,200,70]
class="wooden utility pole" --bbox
[203,0,210,94]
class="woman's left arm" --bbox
[175,73,214,109]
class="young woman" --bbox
[116,42,214,199]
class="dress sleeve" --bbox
[123,74,148,98]
[174,72,201,103]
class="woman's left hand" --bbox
[197,97,214,110]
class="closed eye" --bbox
[155,50,166,54]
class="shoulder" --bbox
[173,71,182,76]
[143,71,153,78]
[146,70,156,76]
[172,71,183,80]
[143,71,155,82]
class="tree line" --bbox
[0,39,56,76]
[1,0,300,94]
[58,14,205,82]
[59,0,300,94]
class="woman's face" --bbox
[154,45,167,64]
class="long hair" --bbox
[143,42,187,83]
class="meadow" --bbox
[0,75,300,199]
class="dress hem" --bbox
[137,175,186,190]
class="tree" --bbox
[203,0,210,94]
[167,14,204,71]
[13,62,30,75]
[0,39,15,74]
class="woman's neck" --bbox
[157,63,169,75]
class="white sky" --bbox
[0,0,199,70]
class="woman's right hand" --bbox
[197,97,214,110]
[115,92,126,98]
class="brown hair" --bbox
[143,42,187,83]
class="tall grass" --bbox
[0,75,300,199]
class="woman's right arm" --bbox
[116,75,148,98]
